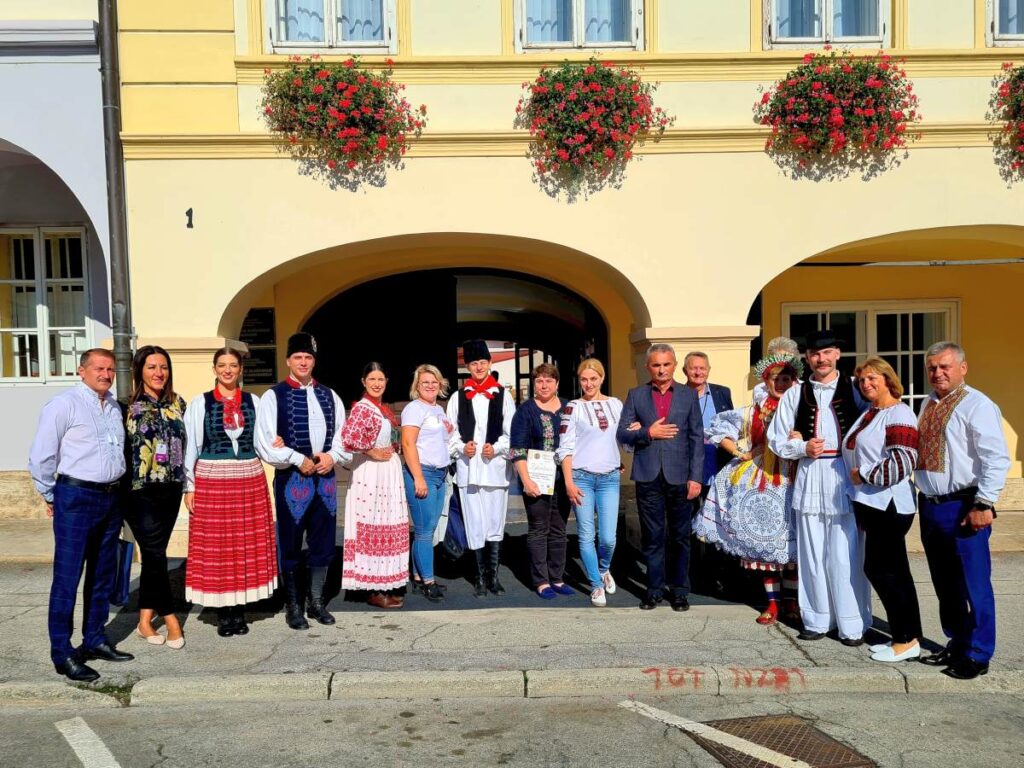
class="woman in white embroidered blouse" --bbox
[842,357,923,664]
[556,359,624,607]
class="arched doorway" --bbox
[301,268,608,406]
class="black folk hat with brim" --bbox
[803,329,845,352]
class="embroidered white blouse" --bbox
[555,397,624,474]
[842,403,919,514]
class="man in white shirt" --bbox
[28,349,134,682]
[255,333,349,629]
[768,330,871,645]
[916,342,1010,680]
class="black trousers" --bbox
[523,478,570,588]
[124,482,183,617]
[636,471,692,600]
[853,500,922,643]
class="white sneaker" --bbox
[868,642,892,653]
[590,587,607,607]
[871,643,921,663]
[601,571,617,595]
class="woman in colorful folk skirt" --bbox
[693,355,802,625]
[341,362,410,610]
[183,347,278,637]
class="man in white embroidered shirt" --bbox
[916,342,1010,680]
[28,348,133,682]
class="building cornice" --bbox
[0,21,97,55]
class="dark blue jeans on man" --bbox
[49,477,123,665]
[635,471,692,601]
[919,492,996,664]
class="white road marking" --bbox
[54,717,122,768]
[619,700,815,768]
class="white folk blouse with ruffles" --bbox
[841,402,919,515]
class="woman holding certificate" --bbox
[510,364,572,600]
[556,359,624,607]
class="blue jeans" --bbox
[49,478,123,664]
[404,465,448,583]
[572,469,620,590]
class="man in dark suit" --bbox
[682,351,734,595]
[618,343,705,611]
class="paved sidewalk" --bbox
[1,536,1021,706]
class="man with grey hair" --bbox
[618,343,704,611]
[916,341,1010,680]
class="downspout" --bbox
[97,0,133,401]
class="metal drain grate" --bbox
[688,714,876,768]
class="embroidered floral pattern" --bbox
[126,394,187,491]
[918,385,968,472]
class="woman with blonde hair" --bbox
[402,364,455,602]
[842,357,922,663]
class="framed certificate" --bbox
[526,449,558,496]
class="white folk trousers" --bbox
[459,485,508,550]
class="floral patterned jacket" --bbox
[125,394,187,491]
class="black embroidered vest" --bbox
[793,376,859,441]
[198,391,257,460]
[457,388,504,445]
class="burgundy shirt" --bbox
[650,381,674,422]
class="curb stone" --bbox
[0,681,122,708]
[330,670,523,700]
[130,672,331,706]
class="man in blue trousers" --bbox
[915,342,1010,680]
[29,349,133,682]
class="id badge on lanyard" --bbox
[155,441,169,464]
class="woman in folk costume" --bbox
[693,355,803,625]
[340,363,410,610]
[184,347,278,638]
[446,339,516,597]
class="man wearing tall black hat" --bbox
[255,332,349,629]
[768,329,871,645]
[446,340,516,597]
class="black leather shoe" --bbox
[840,636,865,647]
[486,576,506,596]
[920,648,957,667]
[797,630,826,641]
[231,607,250,635]
[639,595,662,610]
[285,602,310,630]
[943,658,989,680]
[473,577,488,598]
[217,607,235,637]
[81,642,134,662]
[420,582,445,602]
[55,657,100,682]
[306,598,336,626]
[670,596,690,612]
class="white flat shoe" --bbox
[590,587,607,607]
[136,626,165,646]
[868,642,891,653]
[165,635,186,650]
[601,571,617,595]
[871,644,920,663]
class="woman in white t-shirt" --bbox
[401,364,455,602]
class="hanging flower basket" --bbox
[261,56,426,182]
[988,62,1024,181]
[754,48,920,180]
[515,58,673,197]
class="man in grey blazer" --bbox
[618,343,705,611]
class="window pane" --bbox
[1000,0,1024,35]
[49,330,87,377]
[776,0,822,38]
[0,284,38,329]
[45,285,86,328]
[787,312,821,352]
[584,0,630,43]
[280,0,326,42]
[527,0,573,43]
[44,234,84,280]
[918,312,947,350]
[833,0,878,37]
[0,331,40,378]
[826,311,858,352]
[876,313,897,352]
[339,0,384,42]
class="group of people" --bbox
[28,330,1009,685]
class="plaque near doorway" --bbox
[240,307,277,384]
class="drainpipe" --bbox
[97,0,133,401]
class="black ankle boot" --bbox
[472,548,488,597]
[231,605,249,635]
[306,566,336,625]
[485,540,505,595]
[282,570,310,630]
[216,607,235,637]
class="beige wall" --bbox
[658,0,751,53]
[907,0,976,49]
[410,0,503,56]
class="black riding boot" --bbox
[485,540,505,595]
[306,566,336,625]
[282,570,310,630]
[472,548,488,597]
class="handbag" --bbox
[441,483,468,561]
[109,538,135,607]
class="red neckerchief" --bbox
[213,386,244,429]
[285,375,318,389]
[465,375,500,400]
[360,393,399,428]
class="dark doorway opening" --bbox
[300,268,609,406]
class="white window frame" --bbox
[267,0,397,55]
[514,0,645,53]
[0,226,91,385]
[987,0,1024,47]
[764,0,890,50]
[781,298,961,407]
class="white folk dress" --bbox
[340,398,410,592]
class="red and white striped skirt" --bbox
[186,457,278,607]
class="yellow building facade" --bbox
[9,0,1012,517]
